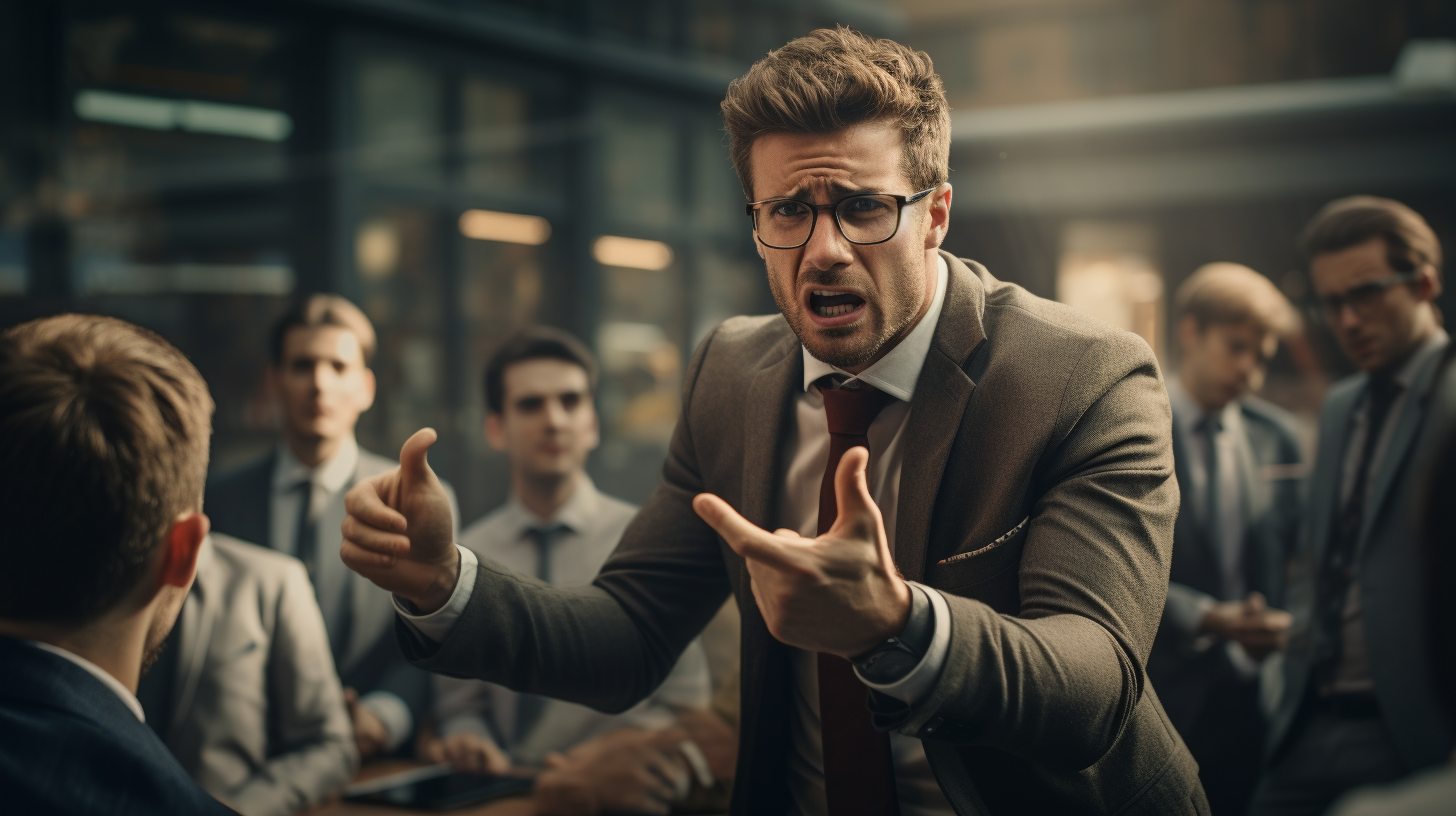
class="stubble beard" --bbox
[769,258,925,370]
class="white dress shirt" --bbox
[401,256,956,814]
[29,640,146,722]
[272,435,412,749]
[435,477,711,765]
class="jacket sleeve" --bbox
[396,327,734,714]
[229,561,359,816]
[877,333,1179,773]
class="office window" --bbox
[355,53,444,184]
[1057,220,1165,361]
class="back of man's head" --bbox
[720,26,949,199]
[1174,262,1299,339]
[483,326,598,415]
[269,294,377,367]
[0,314,214,625]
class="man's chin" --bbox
[799,329,884,370]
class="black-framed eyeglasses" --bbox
[1306,269,1422,321]
[745,187,939,250]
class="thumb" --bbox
[397,428,441,499]
[829,446,883,541]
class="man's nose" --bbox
[801,207,855,270]
[1333,302,1363,333]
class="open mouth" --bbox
[809,289,866,319]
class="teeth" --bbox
[814,304,859,317]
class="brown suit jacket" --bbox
[401,253,1205,814]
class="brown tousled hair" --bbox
[0,315,214,624]
[721,27,951,199]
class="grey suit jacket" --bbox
[399,254,1203,815]
[1149,397,1304,731]
[1271,337,1455,770]
[146,534,357,816]
[206,447,456,736]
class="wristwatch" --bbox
[852,583,934,685]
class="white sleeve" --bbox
[856,583,951,706]
[393,545,479,644]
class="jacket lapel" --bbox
[1168,411,1223,595]
[739,333,801,530]
[169,536,218,743]
[1308,382,1362,568]
[1360,338,1450,547]
[895,252,986,581]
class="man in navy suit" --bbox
[1148,263,1304,816]
[0,314,235,815]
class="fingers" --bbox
[692,494,804,571]
[344,473,407,533]
[829,447,883,540]
[398,427,441,498]
[1244,591,1267,613]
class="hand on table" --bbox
[421,732,513,776]
[345,687,390,759]
[533,727,691,816]
[692,447,910,659]
[340,428,460,614]
[1200,592,1293,660]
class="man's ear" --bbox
[356,366,377,413]
[159,511,209,589]
[484,412,508,453]
[923,183,953,250]
[1417,264,1443,300]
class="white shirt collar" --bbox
[801,253,949,402]
[28,640,146,722]
[272,435,360,494]
[1166,374,1240,433]
[505,474,602,537]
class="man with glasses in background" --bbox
[340,28,1203,815]
[1249,196,1454,816]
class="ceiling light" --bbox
[592,235,673,271]
[458,210,552,245]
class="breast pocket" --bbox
[925,517,1028,613]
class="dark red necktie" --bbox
[817,378,900,816]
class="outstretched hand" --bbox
[340,428,459,613]
[693,446,910,659]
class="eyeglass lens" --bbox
[755,194,901,248]
[1317,273,1412,318]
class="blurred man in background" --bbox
[1328,346,1456,815]
[136,531,356,816]
[422,327,713,815]
[0,314,233,815]
[1149,263,1303,816]
[1249,196,1454,815]
[206,294,458,761]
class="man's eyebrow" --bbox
[781,181,876,200]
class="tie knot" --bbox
[1198,412,1224,436]
[525,525,566,546]
[821,381,895,436]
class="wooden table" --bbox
[311,761,536,816]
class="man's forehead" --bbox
[283,325,364,363]
[748,123,906,198]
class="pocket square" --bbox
[938,517,1029,565]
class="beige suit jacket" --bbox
[401,254,1203,814]
[160,534,358,816]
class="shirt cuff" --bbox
[360,690,413,752]
[856,583,951,706]
[393,545,478,644]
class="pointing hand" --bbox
[340,428,459,612]
[692,447,910,658]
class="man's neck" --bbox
[514,469,582,523]
[0,615,147,693]
[285,431,346,469]
[1373,312,1440,378]
[1178,368,1231,416]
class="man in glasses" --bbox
[1249,196,1452,816]
[340,28,1203,815]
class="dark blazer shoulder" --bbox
[205,453,275,546]
[0,638,233,815]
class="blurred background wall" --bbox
[1,0,1453,517]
